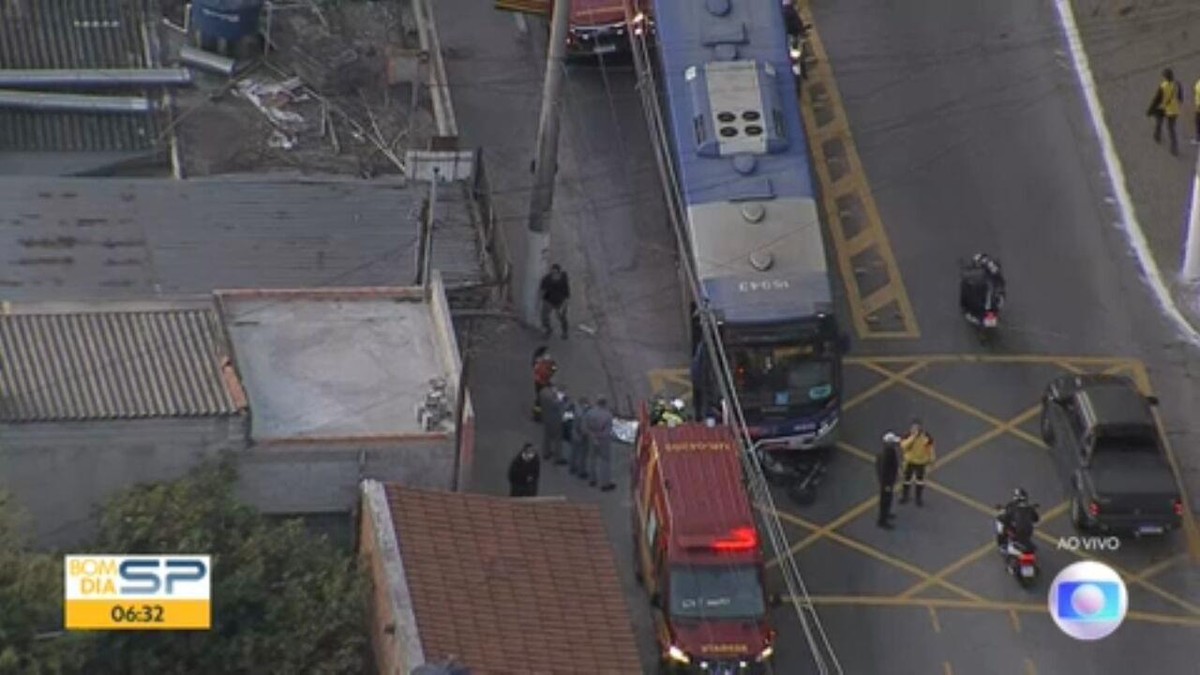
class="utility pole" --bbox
[520,0,572,327]
[1183,154,1200,282]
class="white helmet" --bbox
[882,432,901,445]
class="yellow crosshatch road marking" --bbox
[648,354,1199,603]
[777,595,1200,628]
[793,2,918,340]
[646,368,693,404]
[895,502,1069,600]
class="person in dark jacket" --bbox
[508,443,541,497]
[876,432,901,529]
[531,347,557,422]
[539,384,565,464]
[539,264,571,339]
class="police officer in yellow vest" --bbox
[1148,68,1183,155]
[899,419,936,507]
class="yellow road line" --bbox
[844,354,1137,366]
[897,541,997,599]
[1,301,10,314]
[928,606,941,633]
[795,5,918,340]
[859,360,1045,448]
[764,495,878,569]
[769,508,987,601]
[1025,658,1038,675]
[943,661,954,675]
[837,441,874,463]
[779,594,1200,628]
[1128,554,1184,582]
[933,404,1044,472]
[844,360,929,411]
[1009,609,1022,633]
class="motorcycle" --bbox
[960,259,1004,344]
[757,446,827,506]
[994,503,1040,587]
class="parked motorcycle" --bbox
[994,503,1040,588]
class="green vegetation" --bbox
[0,462,368,675]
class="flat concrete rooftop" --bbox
[218,289,452,441]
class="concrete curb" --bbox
[411,0,458,140]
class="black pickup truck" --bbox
[1039,374,1183,537]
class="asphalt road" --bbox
[794,0,1200,672]
[438,1,1200,673]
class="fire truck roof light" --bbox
[711,527,758,552]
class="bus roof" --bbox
[645,422,760,561]
[651,0,833,324]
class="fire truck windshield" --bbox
[668,564,766,620]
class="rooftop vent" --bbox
[732,155,758,174]
[741,202,766,223]
[749,251,774,271]
[705,0,732,17]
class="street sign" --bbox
[494,0,551,16]
[404,150,475,183]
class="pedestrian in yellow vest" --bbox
[899,419,936,507]
[1147,68,1183,155]
[1193,76,1200,145]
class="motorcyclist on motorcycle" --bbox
[960,253,1006,323]
[996,488,1040,552]
[782,2,809,79]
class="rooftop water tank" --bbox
[192,0,263,45]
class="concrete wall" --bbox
[235,435,458,515]
[429,271,475,491]
[359,480,425,675]
[0,415,248,548]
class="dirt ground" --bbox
[159,0,436,177]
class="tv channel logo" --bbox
[1047,560,1128,640]
[65,555,211,630]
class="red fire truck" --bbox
[631,405,778,674]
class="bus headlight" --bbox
[758,645,774,661]
[667,645,690,664]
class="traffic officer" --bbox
[876,432,901,529]
[1148,67,1183,155]
[899,419,936,507]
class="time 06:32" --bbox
[110,604,165,623]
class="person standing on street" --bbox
[1148,68,1183,155]
[508,443,541,497]
[899,419,936,507]
[584,396,616,492]
[876,432,902,529]
[1193,75,1200,144]
[571,396,592,480]
[561,390,578,469]
[531,347,557,422]
[539,264,571,340]
[539,384,566,464]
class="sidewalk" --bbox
[1070,0,1200,322]
[433,2,688,670]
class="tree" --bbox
[0,494,88,675]
[77,460,369,675]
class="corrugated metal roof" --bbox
[0,309,241,422]
[0,0,162,152]
[0,176,488,303]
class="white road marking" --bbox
[1051,0,1200,345]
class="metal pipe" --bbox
[0,69,193,88]
[178,45,236,76]
[0,90,151,113]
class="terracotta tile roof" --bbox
[384,486,642,675]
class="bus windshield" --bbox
[669,564,766,620]
[728,343,835,414]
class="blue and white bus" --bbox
[632,0,848,452]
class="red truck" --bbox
[631,405,778,674]
[494,0,652,59]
